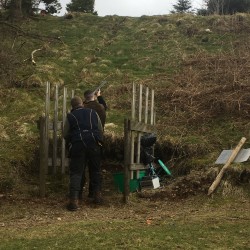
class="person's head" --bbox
[84,90,95,102]
[71,96,83,109]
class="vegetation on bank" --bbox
[0,12,250,193]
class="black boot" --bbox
[93,192,103,205]
[79,191,83,202]
[67,199,79,211]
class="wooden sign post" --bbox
[208,137,246,195]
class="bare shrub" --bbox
[157,44,250,125]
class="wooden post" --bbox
[136,84,143,178]
[52,85,59,174]
[123,118,130,203]
[208,137,246,195]
[45,82,50,174]
[61,87,67,174]
[132,82,136,120]
[130,83,136,179]
[39,116,46,197]
[150,89,154,125]
[150,89,155,156]
[145,87,149,124]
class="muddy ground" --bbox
[0,162,249,231]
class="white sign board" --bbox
[152,177,160,189]
[215,148,250,164]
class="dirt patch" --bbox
[139,171,212,201]
[1,162,249,231]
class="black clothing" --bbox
[97,96,107,110]
[140,134,157,165]
[82,96,107,198]
[64,107,103,200]
[69,142,102,199]
[66,107,103,146]
[84,100,106,129]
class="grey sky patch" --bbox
[58,0,204,16]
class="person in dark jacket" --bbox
[81,89,107,199]
[83,89,107,129]
[63,96,103,211]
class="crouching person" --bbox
[63,96,103,211]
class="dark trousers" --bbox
[80,164,94,196]
[80,146,103,196]
[69,142,102,199]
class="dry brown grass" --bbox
[157,45,250,125]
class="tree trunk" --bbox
[9,0,23,20]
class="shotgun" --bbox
[93,80,108,94]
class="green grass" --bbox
[0,220,249,249]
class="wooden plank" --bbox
[136,132,141,179]
[39,116,46,197]
[48,157,69,167]
[52,85,59,174]
[150,89,156,157]
[130,132,135,179]
[130,84,136,180]
[49,121,62,130]
[138,84,142,122]
[136,84,143,178]
[129,163,149,171]
[208,137,246,195]
[45,82,50,122]
[131,82,136,120]
[44,82,50,175]
[123,118,130,203]
[150,89,154,125]
[61,87,67,174]
[145,87,149,124]
[129,120,156,133]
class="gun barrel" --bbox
[93,80,107,93]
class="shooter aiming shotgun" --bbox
[83,80,108,127]
[92,80,108,111]
[93,80,108,94]
[81,81,108,194]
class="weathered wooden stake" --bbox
[39,116,46,197]
[52,84,58,174]
[136,84,143,179]
[45,82,50,174]
[208,137,246,195]
[61,87,67,174]
[123,118,130,203]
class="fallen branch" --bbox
[31,48,43,65]
[23,45,45,65]
[208,137,246,195]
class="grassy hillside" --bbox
[0,12,250,192]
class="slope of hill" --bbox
[0,12,250,193]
